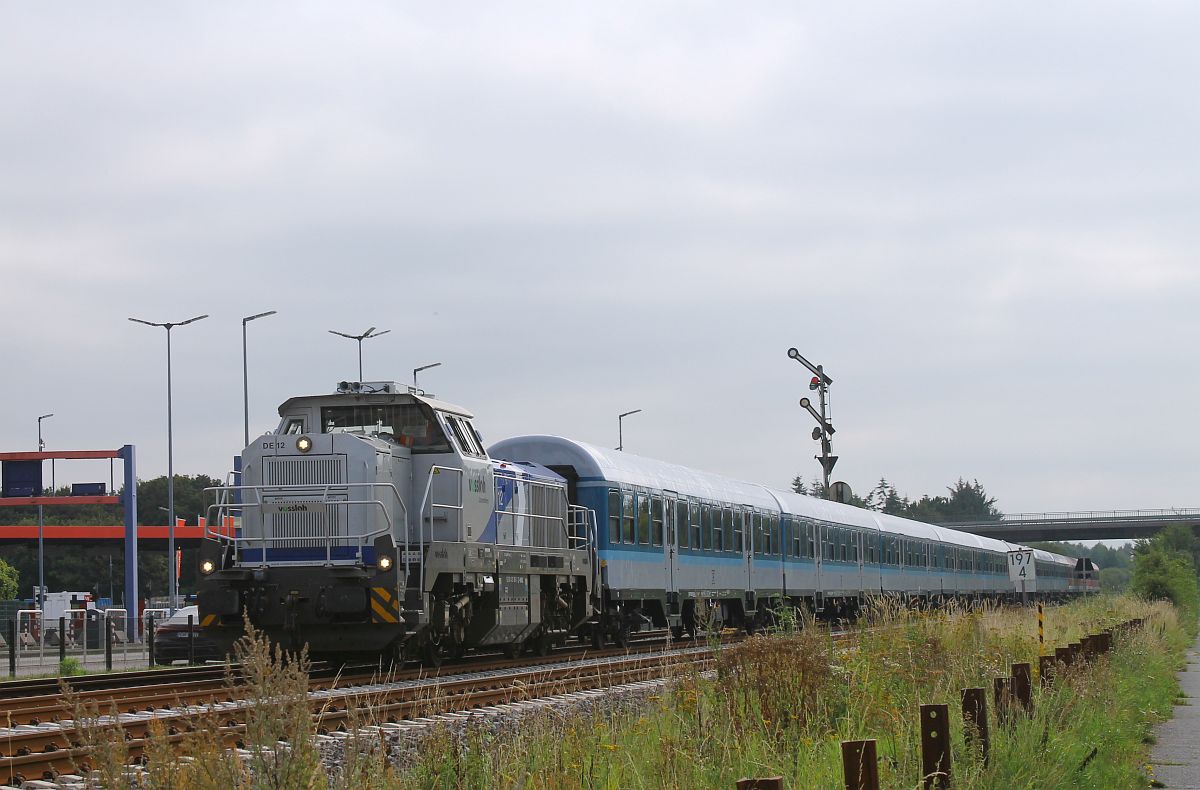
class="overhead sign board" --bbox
[1007,549,1036,582]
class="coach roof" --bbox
[488,435,780,510]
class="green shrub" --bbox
[58,657,83,676]
[1131,544,1200,623]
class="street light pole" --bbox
[36,413,53,611]
[130,314,209,613]
[242,311,278,446]
[617,409,642,452]
[413,362,442,392]
[329,327,392,382]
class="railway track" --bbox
[0,632,737,785]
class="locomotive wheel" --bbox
[590,625,606,650]
[502,642,520,659]
[422,637,446,668]
[612,624,630,648]
[670,625,685,641]
[533,632,552,657]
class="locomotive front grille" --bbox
[263,456,345,487]
[261,455,350,549]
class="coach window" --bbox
[675,500,689,549]
[637,493,651,545]
[719,508,731,553]
[608,490,621,544]
[651,496,664,546]
[735,511,746,553]
[622,492,635,544]
[769,516,780,556]
[690,503,701,551]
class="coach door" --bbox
[856,529,865,595]
[814,522,824,610]
[663,492,680,602]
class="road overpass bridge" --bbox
[941,509,1200,542]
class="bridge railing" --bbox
[941,508,1200,528]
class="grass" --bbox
[55,596,1194,788]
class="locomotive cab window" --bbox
[447,415,486,458]
[282,418,305,435]
[321,403,451,453]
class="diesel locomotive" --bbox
[198,380,1085,665]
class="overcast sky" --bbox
[2,3,1197,516]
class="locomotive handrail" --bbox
[417,466,464,597]
[203,482,406,566]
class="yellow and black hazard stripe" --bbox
[200,613,219,627]
[369,586,400,624]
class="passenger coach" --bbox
[489,435,1074,643]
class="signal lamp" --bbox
[809,376,820,390]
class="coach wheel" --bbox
[670,625,685,641]
[590,624,606,650]
[533,632,552,657]
[502,642,520,659]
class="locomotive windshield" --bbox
[320,403,452,453]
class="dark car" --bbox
[151,606,222,665]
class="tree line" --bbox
[791,475,1002,523]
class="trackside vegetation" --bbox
[61,592,1194,789]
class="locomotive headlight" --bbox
[296,436,313,453]
[200,559,216,575]
[378,555,393,571]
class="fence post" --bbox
[1039,654,1056,688]
[841,739,880,790]
[105,619,113,672]
[58,616,66,664]
[147,613,156,665]
[187,614,195,665]
[7,620,15,678]
[1056,646,1071,668]
[1012,663,1032,712]
[920,704,951,789]
[961,688,989,765]
[1037,603,1044,650]
[993,677,1011,724]
[736,779,783,790]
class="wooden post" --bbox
[920,704,951,789]
[841,740,880,790]
[993,677,1011,724]
[961,688,989,766]
[1055,646,1071,668]
[1039,654,1056,687]
[1012,662,1032,712]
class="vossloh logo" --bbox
[265,501,328,515]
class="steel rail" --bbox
[0,636,739,785]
